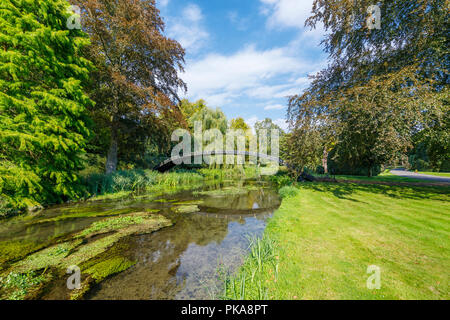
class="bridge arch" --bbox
[153,151,285,173]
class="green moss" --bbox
[173,205,200,214]
[11,214,172,274]
[75,212,172,239]
[0,240,47,267]
[85,257,135,282]
[64,214,172,267]
[36,208,136,224]
[76,215,146,238]
[172,200,204,206]
[2,203,174,299]
[13,240,83,273]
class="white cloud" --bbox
[260,0,315,30]
[183,45,317,103]
[260,0,325,46]
[158,0,170,8]
[246,116,289,132]
[184,3,203,22]
[264,104,285,110]
[167,4,209,52]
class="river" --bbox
[0,179,281,300]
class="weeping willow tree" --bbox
[0,0,93,213]
[287,0,449,176]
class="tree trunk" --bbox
[105,126,118,174]
[322,147,328,174]
[367,165,372,177]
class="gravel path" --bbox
[390,169,450,183]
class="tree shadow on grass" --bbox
[301,182,450,202]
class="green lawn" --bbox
[227,183,450,300]
[417,172,450,178]
[331,171,428,183]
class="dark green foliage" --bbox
[0,0,93,211]
[327,149,382,176]
[287,0,449,177]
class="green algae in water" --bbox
[75,213,172,239]
[0,271,51,300]
[3,214,173,299]
[85,257,136,282]
[0,240,48,267]
[173,205,200,214]
[35,208,136,224]
[193,187,250,197]
[65,214,172,267]
[172,200,204,206]
[69,256,136,300]
[76,215,146,238]
[12,240,83,273]
[87,191,132,202]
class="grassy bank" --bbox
[225,182,450,300]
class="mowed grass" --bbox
[332,171,428,183]
[230,183,450,300]
[417,172,450,178]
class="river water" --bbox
[0,180,281,300]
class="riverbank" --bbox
[0,167,261,218]
[224,182,450,300]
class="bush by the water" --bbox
[278,186,299,199]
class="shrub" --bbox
[278,186,299,199]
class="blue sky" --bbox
[157,0,328,131]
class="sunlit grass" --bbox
[225,183,450,300]
[417,172,450,177]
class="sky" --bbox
[157,0,328,131]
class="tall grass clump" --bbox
[83,169,204,197]
[278,186,299,199]
[199,166,260,181]
[268,172,294,189]
[221,235,279,300]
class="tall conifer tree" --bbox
[0,0,93,210]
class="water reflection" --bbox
[88,186,280,300]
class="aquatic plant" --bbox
[0,240,48,267]
[173,205,200,214]
[221,235,278,300]
[0,271,49,300]
[84,257,136,282]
